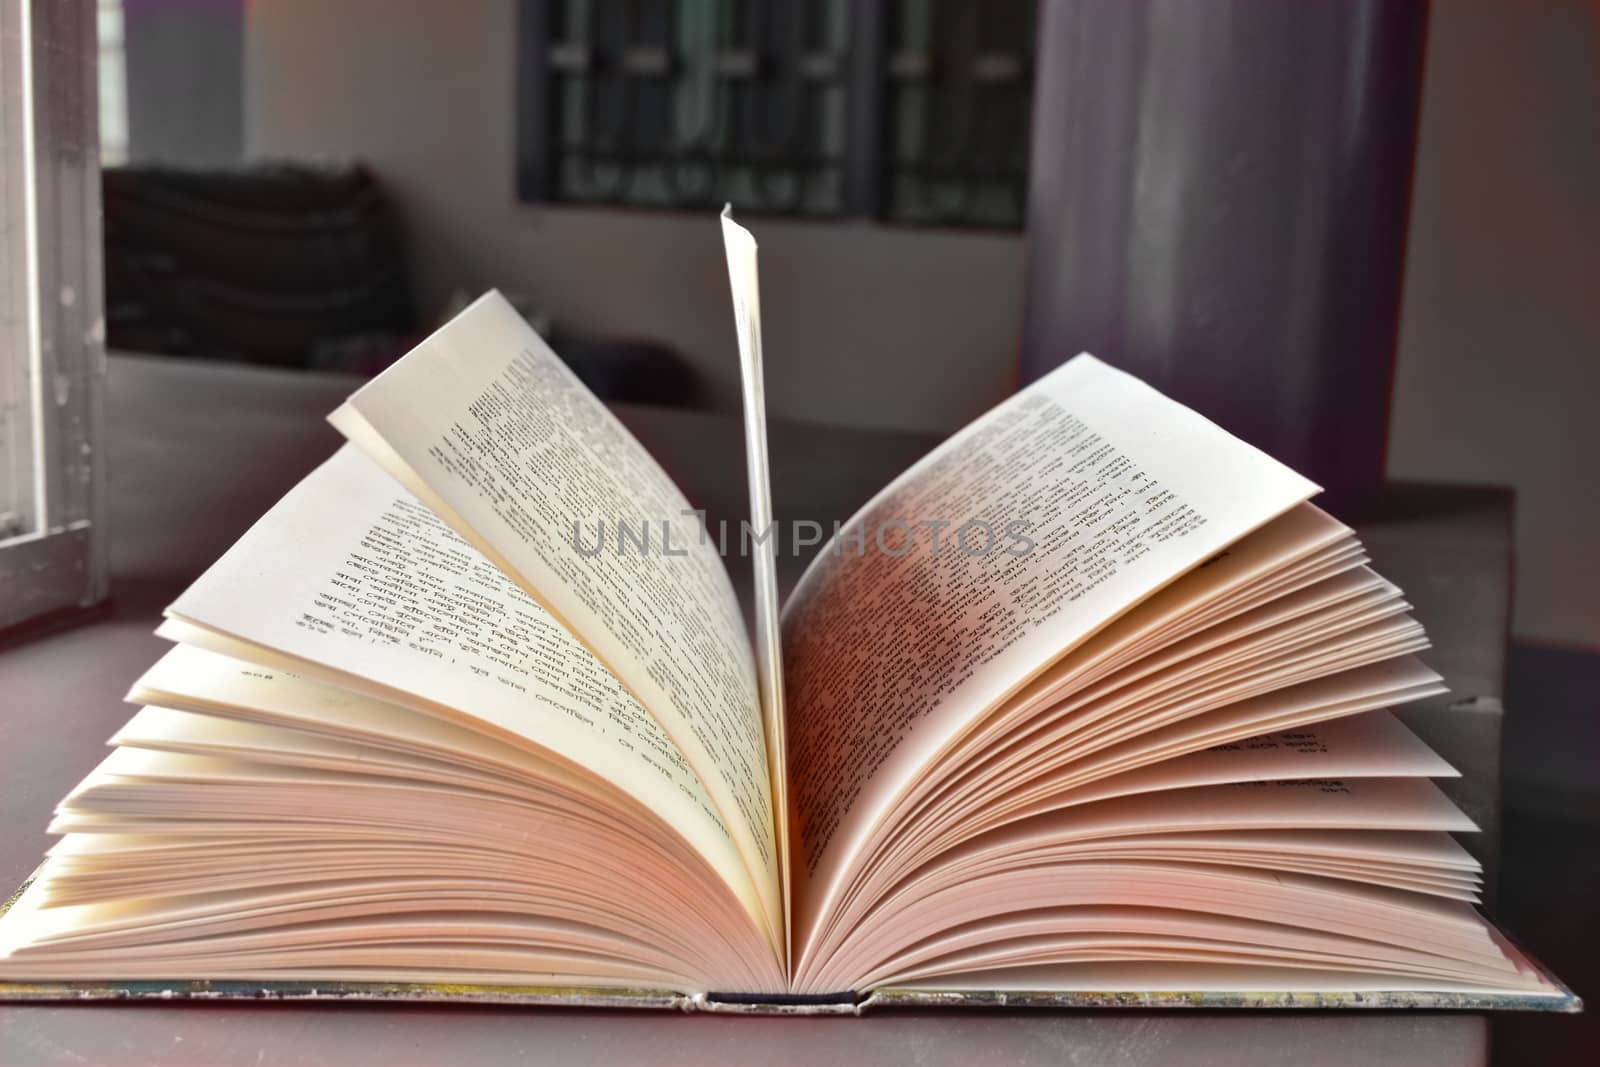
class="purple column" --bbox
[1020,0,1429,488]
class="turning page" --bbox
[721,206,791,961]
[328,294,782,950]
[782,354,1321,964]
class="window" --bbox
[96,0,127,166]
[516,0,1035,229]
[0,0,107,631]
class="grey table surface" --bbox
[0,354,1499,1065]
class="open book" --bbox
[0,212,1574,1013]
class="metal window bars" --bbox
[517,0,1035,229]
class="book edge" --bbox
[0,871,1577,1014]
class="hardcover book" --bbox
[0,211,1576,1013]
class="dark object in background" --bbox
[1020,0,1429,489]
[545,326,707,409]
[103,164,702,402]
[103,164,417,371]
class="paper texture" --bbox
[783,353,1320,975]
[329,293,782,947]
[721,206,791,962]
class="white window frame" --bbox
[0,0,106,631]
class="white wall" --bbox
[1388,0,1600,647]
[243,0,1024,434]
[243,0,1598,646]
[123,0,243,166]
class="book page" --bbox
[804,776,1491,994]
[783,353,1320,960]
[720,207,790,963]
[328,293,780,945]
[994,659,1448,822]
[164,445,768,938]
[130,644,624,805]
[1012,710,1459,811]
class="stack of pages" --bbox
[0,214,1572,1012]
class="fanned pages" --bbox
[326,293,782,951]
[0,213,1571,1011]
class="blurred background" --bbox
[1,0,1595,1058]
[92,0,1595,805]
[88,0,1591,611]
